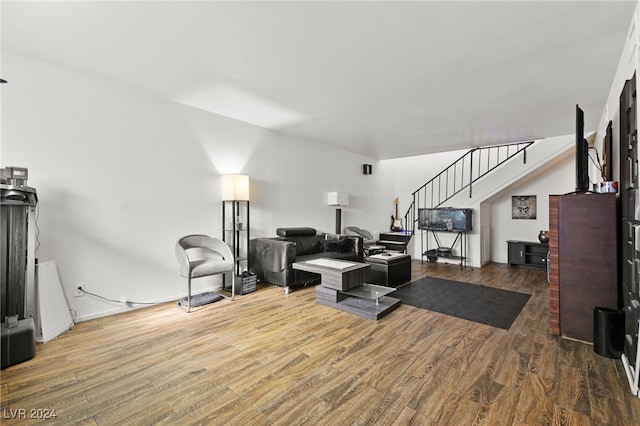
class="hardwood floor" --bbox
[2,261,640,425]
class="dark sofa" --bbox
[249,227,363,293]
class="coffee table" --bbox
[293,258,401,320]
[292,258,369,291]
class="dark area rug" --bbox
[393,276,531,329]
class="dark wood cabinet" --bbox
[549,193,618,343]
[507,240,548,269]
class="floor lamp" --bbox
[222,174,250,277]
[328,192,349,235]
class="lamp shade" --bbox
[327,191,349,206]
[222,174,250,201]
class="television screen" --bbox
[418,208,472,232]
[576,104,589,192]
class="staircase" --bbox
[397,134,576,266]
[403,141,535,233]
[377,231,413,253]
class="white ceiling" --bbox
[1,1,636,160]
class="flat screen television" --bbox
[603,120,613,181]
[418,208,472,232]
[576,104,590,192]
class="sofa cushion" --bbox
[276,227,316,237]
[288,236,322,256]
[321,237,355,253]
[329,251,361,261]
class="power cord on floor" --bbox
[78,288,156,305]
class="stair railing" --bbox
[403,141,534,234]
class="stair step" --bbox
[378,232,413,243]
[376,234,412,253]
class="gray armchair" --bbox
[345,226,383,255]
[345,226,376,245]
[175,234,235,312]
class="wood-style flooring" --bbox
[2,261,640,425]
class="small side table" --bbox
[365,253,412,287]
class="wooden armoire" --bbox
[549,192,618,342]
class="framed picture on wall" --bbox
[512,195,537,219]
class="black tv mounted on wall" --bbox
[418,208,472,232]
[575,104,590,192]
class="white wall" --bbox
[489,153,574,263]
[385,149,467,220]
[1,52,388,321]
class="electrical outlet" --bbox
[74,283,85,297]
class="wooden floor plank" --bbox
[514,372,556,425]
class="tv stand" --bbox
[420,229,467,267]
[506,240,548,269]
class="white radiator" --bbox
[35,261,74,343]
